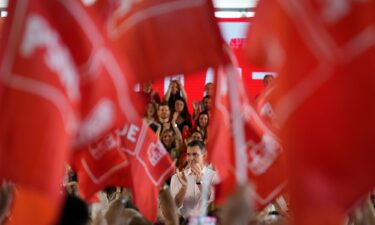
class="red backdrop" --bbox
[142,18,276,112]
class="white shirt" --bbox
[170,166,219,219]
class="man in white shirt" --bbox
[170,140,218,219]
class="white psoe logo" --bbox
[147,142,167,166]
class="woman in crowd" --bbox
[144,102,160,132]
[160,129,182,164]
[172,97,192,133]
[163,80,188,111]
[194,111,209,140]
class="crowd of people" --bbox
[139,79,212,169]
[1,76,374,225]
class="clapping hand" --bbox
[175,79,182,88]
[190,163,202,183]
[176,169,187,188]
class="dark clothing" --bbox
[176,119,192,133]
[138,90,161,105]
[149,123,158,133]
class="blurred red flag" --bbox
[0,1,139,224]
[72,132,131,201]
[207,64,286,208]
[246,0,375,224]
[256,84,281,130]
[95,0,227,82]
[118,120,175,221]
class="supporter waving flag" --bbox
[246,0,375,224]
[207,61,286,209]
[95,0,227,82]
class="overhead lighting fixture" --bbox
[213,0,258,9]
[0,11,7,17]
[215,11,255,18]
[81,0,96,6]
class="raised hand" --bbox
[192,100,198,111]
[159,188,179,225]
[176,169,187,188]
[163,122,171,130]
[190,163,202,183]
[172,112,179,124]
[221,185,254,225]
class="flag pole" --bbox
[224,46,248,186]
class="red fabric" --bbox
[46,1,140,146]
[72,132,131,200]
[206,67,234,204]
[246,0,375,224]
[207,65,286,208]
[96,0,227,82]
[0,1,74,223]
[4,187,60,225]
[118,120,175,221]
[0,0,138,223]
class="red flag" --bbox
[96,0,227,81]
[207,64,286,208]
[46,0,140,146]
[0,1,139,224]
[0,2,77,224]
[74,118,175,221]
[72,132,131,201]
[118,120,175,222]
[256,84,280,130]
[246,0,375,224]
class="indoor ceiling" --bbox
[0,0,7,8]
[0,0,259,9]
[0,0,259,18]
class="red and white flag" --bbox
[246,0,375,224]
[73,119,175,222]
[118,120,175,221]
[95,0,227,82]
[72,132,131,201]
[207,64,286,208]
[0,0,139,224]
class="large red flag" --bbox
[73,119,175,222]
[207,64,286,208]
[118,120,175,221]
[246,0,375,224]
[0,1,139,224]
[95,0,227,82]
